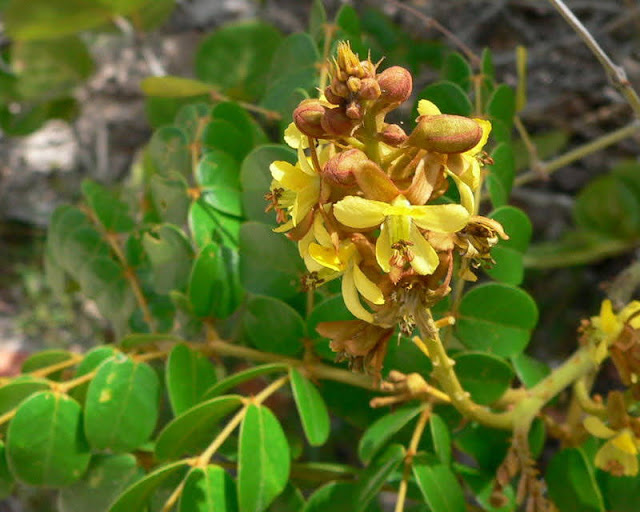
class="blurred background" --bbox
[0,1,639,508]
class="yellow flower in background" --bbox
[584,415,640,476]
[333,194,469,276]
[589,299,640,362]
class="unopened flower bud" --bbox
[345,101,363,120]
[293,99,328,138]
[322,148,367,187]
[324,86,344,105]
[360,60,377,79]
[321,107,356,137]
[347,76,361,94]
[358,78,381,100]
[331,79,349,99]
[408,114,482,153]
[377,66,412,105]
[379,123,407,146]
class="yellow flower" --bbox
[333,194,469,276]
[302,215,384,324]
[589,299,640,362]
[584,415,640,476]
[269,139,332,229]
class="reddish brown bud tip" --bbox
[376,66,412,105]
[379,124,407,146]
[322,148,368,187]
[345,101,363,120]
[358,78,381,101]
[408,114,482,153]
[324,86,344,105]
[293,99,328,138]
[321,107,357,137]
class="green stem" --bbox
[515,120,640,187]
[523,238,637,269]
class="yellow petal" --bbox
[292,181,319,224]
[466,118,492,156]
[595,439,639,476]
[584,416,616,439]
[309,243,345,272]
[342,265,374,323]
[621,301,640,328]
[408,223,439,275]
[333,196,388,229]
[446,169,475,214]
[376,223,392,273]
[270,161,310,191]
[599,299,619,335]
[284,123,308,149]
[417,99,441,116]
[273,219,294,233]
[411,204,470,233]
[612,430,639,455]
[297,146,316,176]
[312,213,333,247]
[352,263,385,305]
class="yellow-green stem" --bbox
[515,121,640,187]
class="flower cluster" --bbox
[266,42,505,375]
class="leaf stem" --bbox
[515,120,640,187]
[209,89,281,121]
[394,407,431,512]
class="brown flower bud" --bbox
[322,148,367,187]
[407,114,482,153]
[293,99,327,138]
[379,123,407,146]
[321,107,356,137]
[345,101,363,120]
[358,78,381,100]
[376,66,412,105]
[324,86,344,105]
[331,79,350,99]
[360,60,377,79]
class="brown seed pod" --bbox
[293,99,328,138]
[407,114,482,153]
[376,66,412,106]
[345,101,363,120]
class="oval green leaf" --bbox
[7,391,90,487]
[454,352,514,405]
[203,364,288,400]
[244,295,305,356]
[413,458,467,512]
[238,404,290,512]
[358,404,423,464]
[58,454,144,512]
[108,460,189,512]
[415,81,472,116]
[166,343,217,417]
[155,395,244,461]
[290,368,330,447]
[456,283,538,357]
[84,355,160,453]
[179,465,238,512]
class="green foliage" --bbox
[4,4,640,512]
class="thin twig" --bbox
[209,90,281,121]
[547,0,640,118]
[515,120,640,187]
